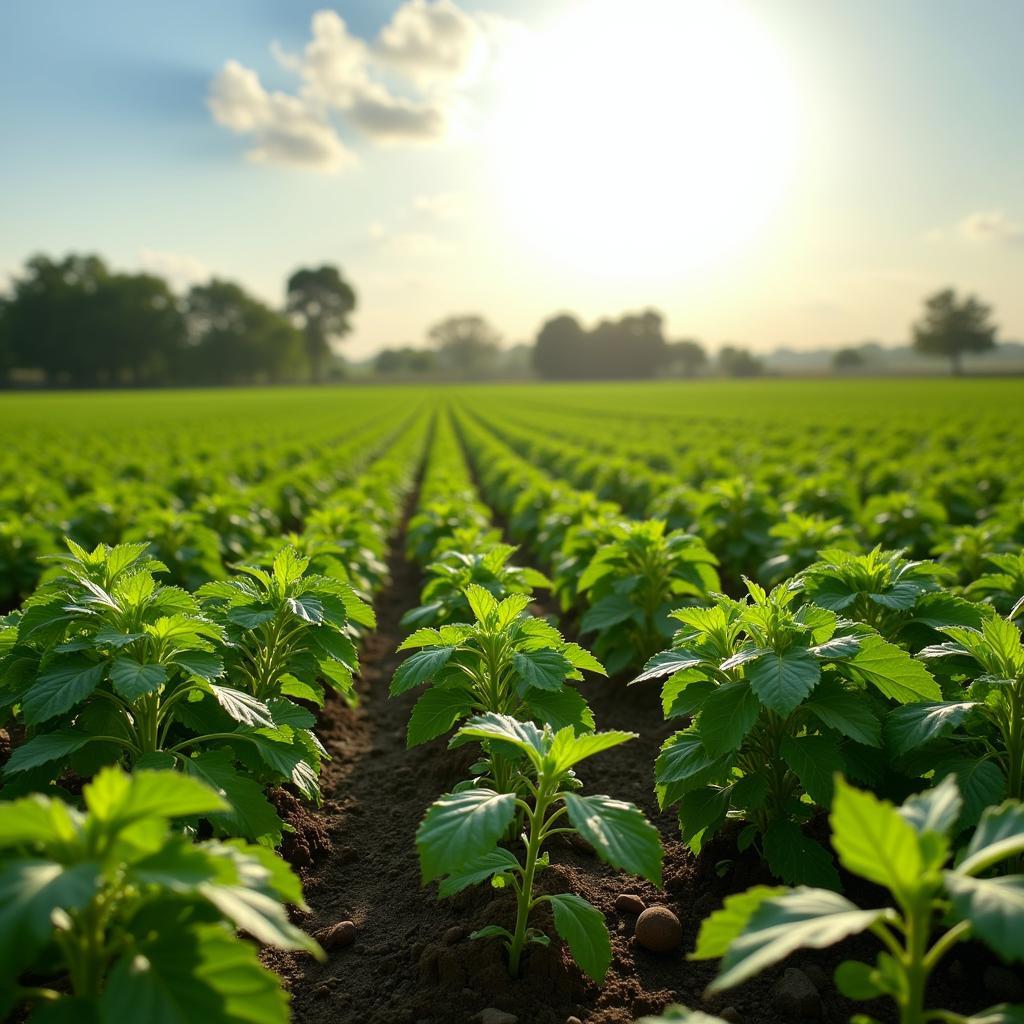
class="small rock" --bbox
[566,1017,583,1024]
[615,893,646,915]
[801,962,829,992]
[635,906,682,953]
[477,1010,518,1024]
[772,968,822,1020]
[337,845,358,864]
[985,965,1024,1003]
[317,920,356,949]
[443,925,467,946]
[719,1009,740,1023]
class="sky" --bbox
[1,0,1023,356]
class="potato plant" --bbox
[391,585,603,789]
[0,766,320,1023]
[416,713,662,981]
[635,580,940,886]
[693,776,1024,1024]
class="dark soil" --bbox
[268,505,1004,1024]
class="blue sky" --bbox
[2,0,1022,356]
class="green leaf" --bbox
[4,729,91,774]
[0,860,98,983]
[898,776,962,846]
[746,648,820,716]
[454,713,549,767]
[523,686,595,734]
[654,731,730,792]
[884,702,975,756]
[22,658,106,725]
[170,650,224,681]
[437,848,521,897]
[85,767,228,824]
[958,801,1024,876]
[763,821,841,890]
[390,647,454,697]
[407,687,474,747]
[709,888,893,993]
[181,752,282,844]
[691,885,787,960]
[803,679,882,747]
[100,922,289,1024]
[944,874,1024,960]
[780,734,843,807]
[561,643,606,676]
[199,884,320,955]
[563,793,662,885]
[699,683,760,756]
[465,584,498,623]
[513,649,571,692]
[678,787,731,850]
[397,627,445,651]
[548,892,612,982]
[834,960,886,1000]
[416,789,516,883]
[631,650,703,684]
[830,777,922,901]
[581,594,635,633]
[635,1010,731,1024]
[548,727,636,774]
[209,686,276,728]
[841,635,941,703]
[961,1006,1024,1024]
[109,658,168,699]
[0,793,76,847]
[936,758,1007,830]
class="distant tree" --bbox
[665,338,707,377]
[186,280,307,384]
[588,309,668,379]
[0,300,11,384]
[533,314,588,379]
[1,254,187,386]
[912,288,997,375]
[374,346,436,375]
[286,265,356,383]
[427,314,501,377]
[718,345,764,378]
[833,347,865,371]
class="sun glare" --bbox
[489,0,801,280]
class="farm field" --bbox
[2,378,1024,1024]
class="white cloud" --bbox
[137,249,210,291]
[209,59,353,172]
[375,0,485,87]
[209,3,519,170]
[958,210,1024,244]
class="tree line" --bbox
[0,254,356,387]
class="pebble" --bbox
[566,1017,583,1024]
[772,968,822,1020]
[614,893,646,915]
[317,920,356,949]
[634,906,682,953]
[477,1010,518,1024]
[443,925,467,946]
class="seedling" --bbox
[416,713,663,981]
[692,775,1024,1024]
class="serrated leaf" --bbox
[841,635,941,703]
[390,647,454,697]
[407,687,474,747]
[523,686,595,734]
[181,751,282,844]
[548,727,636,774]
[803,680,883,747]
[564,793,662,885]
[691,885,787,960]
[513,648,571,692]
[780,734,843,807]
[884,702,975,756]
[944,874,1024,960]
[4,729,91,774]
[936,758,1007,830]
[746,648,820,716]
[958,801,1024,876]
[708,888,892,993]
[416,789,516,883]
[22,658,106,725]
[631,650,703,684]
[699,682,760,756]
[110,657,168,699]
[210,686,276,729]
[548,892,611,982]
[437,848,521,897]
[830,778,921,901]
[763,821,841,889]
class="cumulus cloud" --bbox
[209,2,516,170]
[209,59,352,171]
[137,249,210,291]
[958,210,1024,244]
[375,0,485,87]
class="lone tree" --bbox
[286,265,356,383]
[665,338,707,377]
[427,314,501,377]
[912,288,997,376]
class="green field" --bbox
[2,378,1024,1024]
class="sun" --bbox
[488,0,802,280]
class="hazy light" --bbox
[489,0,801,279]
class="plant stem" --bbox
[901,902,931,1024]
[507,785,551,976]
